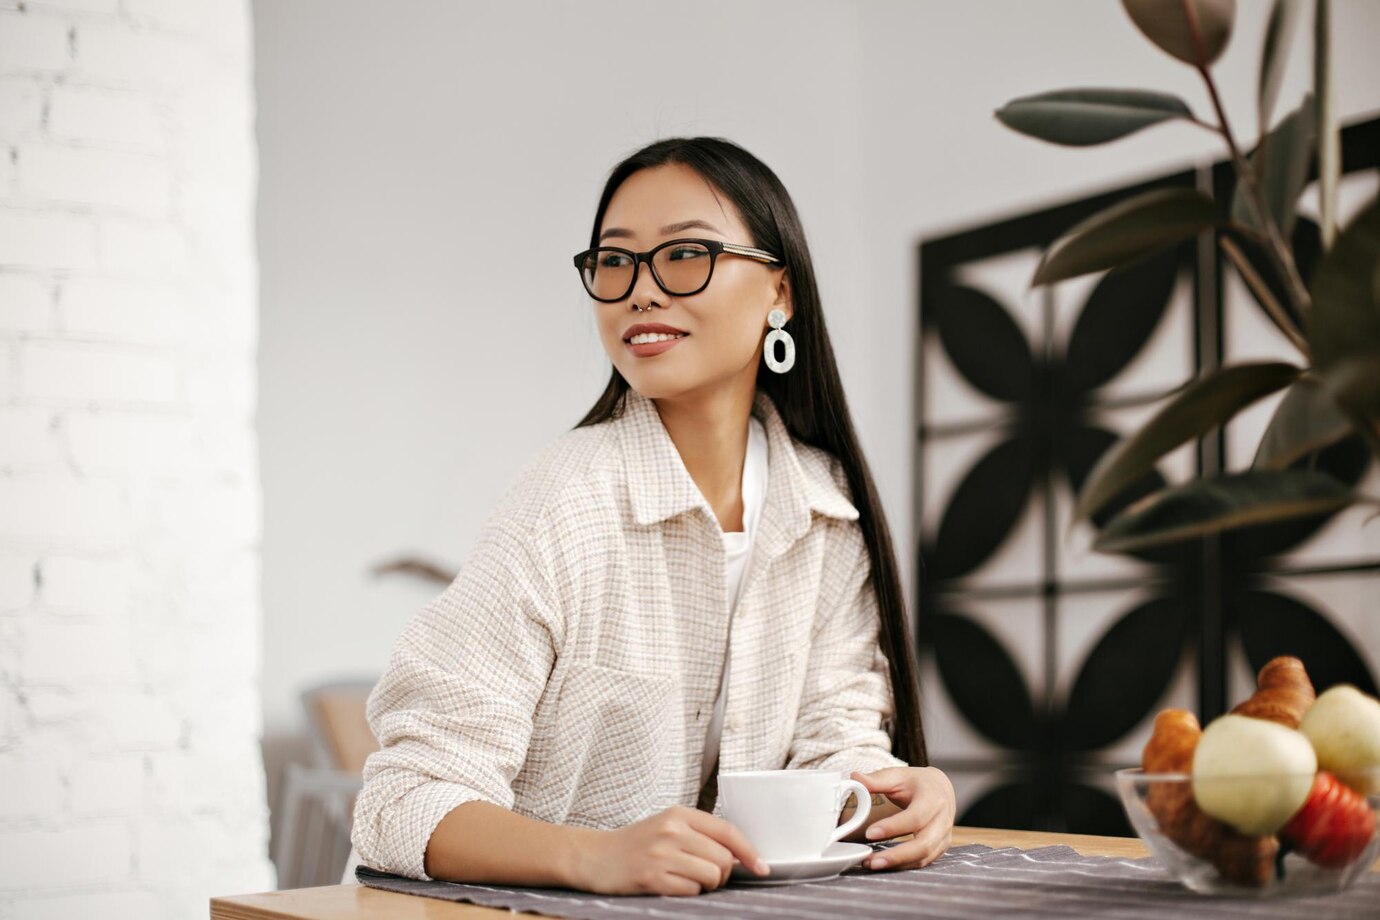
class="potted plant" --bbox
[994,0,1378,553]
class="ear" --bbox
[772,270,794,323]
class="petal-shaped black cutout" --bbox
[932,437,1038,579]
[959,780,1043,831]
[1062,782,1133,837]
[931,611,1037,749]
[934,284,1034,402]
[1063,248,1179,394]
[1291,216,1323,294]
[1234,588,1378,696]
[960,779,1131,835]
[1221,435,1370,565]
[1064,597,1191,751]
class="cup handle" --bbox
[828,779,873,845]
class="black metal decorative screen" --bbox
[915,118,1380,836]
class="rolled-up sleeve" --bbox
[350,519,561,880]
[786,528,908,775]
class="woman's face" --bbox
[591,163,791,402]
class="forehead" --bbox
[600,163,750,240]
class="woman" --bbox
[351,137,955,896]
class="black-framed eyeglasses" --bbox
[572,237,782,303]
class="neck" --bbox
[651,376,756,533]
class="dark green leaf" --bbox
[1224,219,1320,327]
[1033,188,1219,285]
[1259,1,1301,131]
[1093,469,1356,553]
[1233,94,1314,239]
[1062,427,1170,538]
[1316,0,1340,248]
[996,88,1194,147]
[1122,0,1237,66]
[1227,436,1371,561]
[1076,362,1301,520]
[1252,377,1353,469]
[1309,198,1380,415]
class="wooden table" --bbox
[210,827,1150,920]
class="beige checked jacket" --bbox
[351,388,907,879]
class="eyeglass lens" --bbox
[580,241,712,300]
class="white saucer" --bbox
[729,842,872,886]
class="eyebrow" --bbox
[599,219,722,242]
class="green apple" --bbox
[1300,685,1380,793]
[1192,714,1317,836]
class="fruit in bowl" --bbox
[1117,656,1380,895]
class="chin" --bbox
[623,378,682,401]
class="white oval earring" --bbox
[763,308,795,374]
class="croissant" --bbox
[1230,656,1315,729]
[1142,708,1277,886]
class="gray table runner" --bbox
[355,843,1380,919]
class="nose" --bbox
[627,254,664,312]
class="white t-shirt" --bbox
[700,415,769,788]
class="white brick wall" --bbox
[0,1,273,916]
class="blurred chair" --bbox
[332,556,455,885]
[274,679,378,889]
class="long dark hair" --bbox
[572,137,926,767]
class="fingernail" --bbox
[866,825,883,840]
[754,860,770,876]
[870,857,887,870]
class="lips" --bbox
[622,322,689,342]
[622,322,688,358]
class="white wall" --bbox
[253,0,872,734]
[253,0,1380,782]
[0,0,274,915]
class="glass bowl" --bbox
[1115,767,1380,897]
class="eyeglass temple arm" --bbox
[720,243,781,264]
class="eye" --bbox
[668,245,709,261]
[599,251,632,268]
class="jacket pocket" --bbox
[555,661,679,827]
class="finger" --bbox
[865,798,943,842]
[653,872,703,897]
[868,823,949,871]
[919,828,953,868]
[666,852,726,893]
[679,831,736,887]
[851,768,912,794]
[686,811,768,875]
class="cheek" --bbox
[596,312,624,347]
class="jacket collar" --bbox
[616,388,859,532]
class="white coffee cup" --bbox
[717,769,872,862]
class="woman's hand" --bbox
[851,766,956,870]
[572,805,768,896]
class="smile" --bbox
[624,334,688,357]
[627,332,686,345]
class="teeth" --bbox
[628,332,685,345]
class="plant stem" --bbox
[1181,0,1313,318]
[1224,220,1272,247]
[1198,63,1313,316]
[1220,235,1309,354]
